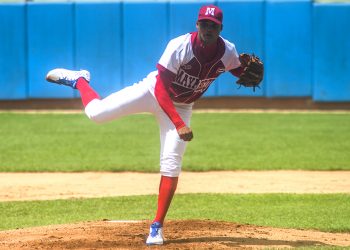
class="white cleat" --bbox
[46,68,90,89]
[146,222,164,245]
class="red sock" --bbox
[153,176,178,225]
[76,78,100,107]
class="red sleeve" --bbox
[229,66,244,77]
[155,64,186,130]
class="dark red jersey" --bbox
[157,32,240,104]
[150,32,241,129]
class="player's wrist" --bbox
[175,122,186,131]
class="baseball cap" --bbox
[197,5,223,25]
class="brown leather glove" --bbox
[236,53,264,91]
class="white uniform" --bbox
[84,32,239,177]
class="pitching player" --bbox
[46,5,248,245]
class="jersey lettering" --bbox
[195,78,215,92]
[174,68,199,89]
[170,57,224,102]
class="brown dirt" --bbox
[0,220,349,249]
[2,97,350,110]
[1,171,349,201]
[1,171,349,249]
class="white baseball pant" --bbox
[84,71,193,177]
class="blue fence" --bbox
[313,3,350,101]
[265,0,312,98]
[0,4,27,100]
[0,1,349,102]
[75,2,122,98]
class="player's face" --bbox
[196,20,222,45]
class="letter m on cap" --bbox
[205,7,215,16]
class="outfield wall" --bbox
[0,1,349,101]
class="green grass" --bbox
[294,248,348,250]
[0,112,349,171]
[0,193,349,232]
[0,113,160,172]
[187,112,350,170]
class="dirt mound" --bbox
[0,220,349,249]
[1,171,349,249]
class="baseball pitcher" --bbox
[46,4,263,245]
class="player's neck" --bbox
[199,37,217,48]
[194,32,218,62]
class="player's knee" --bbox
[85,110,106,124]
[160,169,181,177]
[86,111,107,124]
[84,100,108,124]
[160,155,182,177]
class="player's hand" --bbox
[177,126,193,141]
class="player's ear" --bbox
[196,21,199,29]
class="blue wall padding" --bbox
[0,4,27,100]
[27,3,75,98]
[75,2,122,98]
[265,0,312,97]
[122,2,168,87]
[313,4,350,102]
[217,0,265,97]
[0,1,350,102]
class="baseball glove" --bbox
[236,53,264,91]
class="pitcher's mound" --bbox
[0,220,349,249]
